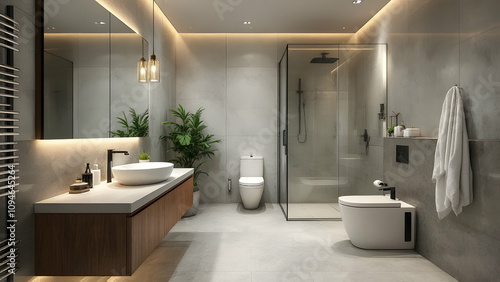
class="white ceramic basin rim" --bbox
[112,162,174,186]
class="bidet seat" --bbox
[339,195,401,208]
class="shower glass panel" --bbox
[337,44,388,198]
[278,44,387,220]
[279,48,288,218]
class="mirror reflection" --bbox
[42,0,149,139]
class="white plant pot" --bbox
[139,159,150,163]
[183,190,200,217]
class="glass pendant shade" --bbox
[148,54,160,83]
[137,57,147,83]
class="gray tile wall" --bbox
[352,0,500,139]
[356,0,500,280]
[384,138,500,282]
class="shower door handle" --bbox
[282,130,287,155]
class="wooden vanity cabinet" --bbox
[35,176,193,276]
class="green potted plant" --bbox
[139,152,150,163]
[388,123,396,137]
[110,108,149,137]
[160,105,221,216]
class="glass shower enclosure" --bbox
[278,44,387,220]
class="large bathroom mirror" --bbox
[36,0,149,139]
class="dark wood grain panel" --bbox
[128,176,193,274]
[35,213,128,276]
[127,193,165,273]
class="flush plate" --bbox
[396,145,409,164]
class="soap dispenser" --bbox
[82,163,93,188]
[91,164,101,186]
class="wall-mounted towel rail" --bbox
[0,191,18,199]
[0,110,18,115]
[0,78,18,85]
[0,71,18,78]
[0,93,18,99]
[0,239,10,246]
[0,183,19,190]
[0,176,19,183]
[0,86,18,92]
[0,43,18,52]
[0,249,17,260]
[0,7,19,280]
[0,21,18,32]
[0,163,18,168]
[0,142,16,146]
[0,28,18,38]
[0,35,18,46]
[0,168,18,174]
[0,13,18,25]
[0,266,15,276]
[0,64,18,72]
[0,14,17,25]
[0,269,17,280]
[0,133,19,137]
[0,241,18,253]
[0,156,19,161]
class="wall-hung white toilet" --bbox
[239,155,264,209]
[339,195,415,249]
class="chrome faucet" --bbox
[107,149,129,183]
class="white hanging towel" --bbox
[432,86,473,219]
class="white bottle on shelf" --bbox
[394,125,404,137]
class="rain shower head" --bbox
[310,53,338,64]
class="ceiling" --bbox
[44,0,134,33]
[157,0,391,33]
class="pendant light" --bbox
[137,39,147,83]
[148,0,160,83]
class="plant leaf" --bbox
[177,134,191,145]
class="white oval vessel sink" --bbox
[112,162,174,185]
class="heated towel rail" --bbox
[0,6,19,282]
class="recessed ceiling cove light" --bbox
[94,21,106,25]
[244,21,251,25]
[352,0,362,4]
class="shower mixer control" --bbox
[361,129,370,149]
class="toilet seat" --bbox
[239,177,264,186]
[339,195,401,208]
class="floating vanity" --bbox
[34,168,193,276]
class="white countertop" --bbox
[34,168,193,214]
